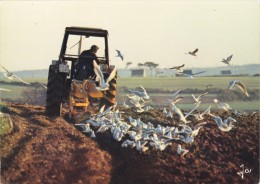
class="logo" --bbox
[237,164,252,179]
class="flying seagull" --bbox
[181,71,206,79]
[186,48,199,56]
[191,92,208,104]
[228,80,249,97]
[128,85,150,100]
[221,54,233,66]
[93,61,117,91]
[0,64,30,85]
[115,50,124,61]
[169,64,185,73]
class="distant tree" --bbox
[144,61,159,77]
[138,63,144,67]
[144,61,159,69]
[125,62,132,69]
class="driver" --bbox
[74,45,100,80]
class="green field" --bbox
[117,76,260,90]
[1,76,259,111]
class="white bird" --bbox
[178,132,194,144]
[75,123,91,132]
[179,122,207,137]
[169,64,185,73]
[181,71,206,79]
[165,110,173,118]
[163,108,168,115]
[208,114,236,132]
[191,92,208,104]
[122,102,130,108]
[135,141,149,152]
[221,54,233,66]
[168,96,184,105]
[213,99,232,112]
[177,144,189,158]
[93,61,117,91]
[0,64,30,85]
[128,85,150,99]
[0,87,12,92]
[228,80,249,97]
[185,105,211,121]
[115,50,124,61]
[171,103,200,124]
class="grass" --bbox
[0,101,12,136]
[117,76,260,90]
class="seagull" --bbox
[228,80,249,97]
[135,141,149,152]
[168,96,183,104]
[185,105,211,121]
[208,114,236,132]
[186,48,199,56]
[128,85,150,100]
[0,64,30,85]
[181,71,206,79]
[0,87,12,92]
[122,102,130,108]
[191,92,208,104]
[169,64,185,73]
[177,144,189,158]
[213,99,232,112]
[221,54,233,66]
[115,50,124,61]
[179,121,207,137]
[93,61,117,91]
[171,103,200,124]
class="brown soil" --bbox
[0,103,259,184]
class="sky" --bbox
[0,0,259,71]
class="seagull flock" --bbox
[73,83,253,158]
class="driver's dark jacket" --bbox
[74,50,100,80]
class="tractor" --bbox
[45,27,117,117]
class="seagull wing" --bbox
[236,81,249,97]
[193,71,206,76]
[0,64,10,73]
[128,89,141,96]
[172,89,182,98]
[184,103,200,118]
[193,48,199,54]
[106,66,117,83]
[93,61,105,84]
[13,75,30,85]
[139,85,147,95]
[191,94,197,101]
[226,54,233,62]
[115,50,120,55]
[228,80,236,89]
[221,59,228,65]
[197,92,208,99]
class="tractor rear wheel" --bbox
[45,65,66,116]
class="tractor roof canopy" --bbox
[65,27,108,37]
